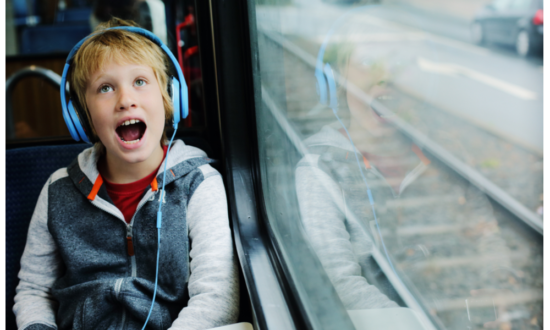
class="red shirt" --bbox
[102,146,167,223]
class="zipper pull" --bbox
[126,237,135,256]
[126,225,134,256]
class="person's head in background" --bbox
[91,0,139,29]
[90,0,167,44]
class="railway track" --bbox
[256,29,543,330]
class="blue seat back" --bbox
[20,25,91,54]
[56,8,93,24]
[6,144,88,330]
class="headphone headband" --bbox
[65,27,167,64]
[315,6,375,109]
[61,26,188,143]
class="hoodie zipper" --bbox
[117,223,135,330]
[126,225,137,277]
[127,187,158,277]
[113,278,126,330]
[118,188,159,330]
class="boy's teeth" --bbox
[123,138,140,144]
[120,119,141,126]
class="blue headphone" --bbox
[60,26,188,144]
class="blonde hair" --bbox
[68,17,173,145]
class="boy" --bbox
[14,18,239,330]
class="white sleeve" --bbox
[14,176,64,329]
[169,167,239,330]
[296,165,398,310]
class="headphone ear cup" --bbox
[69,99,93,144]
[179,75,188,120]
[63,99,82,142]
[315,68,328,105]
[170,77,181,126]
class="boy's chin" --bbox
[103,131,164,166]
[119,145,162,164]
[119,153,151,165]
[106,143,156,165]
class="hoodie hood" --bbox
[77,139,207,184]
[303,123,357,154]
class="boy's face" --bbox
[85,60,165,166]
[345,46,392,135]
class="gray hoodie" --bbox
[14,140,239,330]
[295,124,401,310]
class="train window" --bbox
[492,0,512,11]
[508,0,531,10]
[6,0,205,144]
[246,1,542,330]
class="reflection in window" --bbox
[250,2,542,329]
[492,0,512,11]
[509,0,531,10]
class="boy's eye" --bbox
[100,85,113,93]
[135,79,146,87]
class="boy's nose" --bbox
[116,87,137,110]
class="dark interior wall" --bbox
[6,55,71,140]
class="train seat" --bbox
[20,25,91,54]
[6,143,89,330]
[55,8,93,24]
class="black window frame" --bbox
[198,1,364,329]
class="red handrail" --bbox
[175,14,197,127]
[176,14,195,69]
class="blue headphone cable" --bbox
[332,110,398,276]
[315,4,399,277]
[141,124,178,330]
[322,60,398,276]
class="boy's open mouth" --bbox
[116,119,146,144]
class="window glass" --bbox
[492,0,512,11]
[248,1,542,329]
[509,0,530,10]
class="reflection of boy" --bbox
[14,19,238,330]
[295,38,401,310]
[297,26,511,314]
